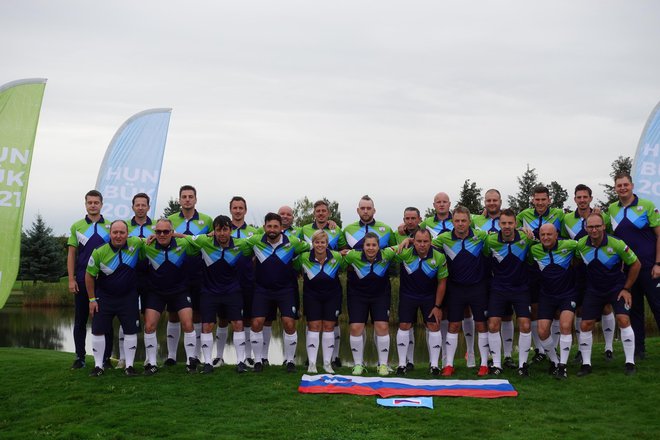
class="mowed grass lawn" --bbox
[0,338,658,440]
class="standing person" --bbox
[142,218,198,374]
[576,213,640,376]
[295,230,345,374]
[85,220,143,377]
[395,207,423,244]
[484,209,535,377]
[608,173,660,360]
[421,192,453,238]
[529,224,578,379]
[432,206,490,377]
[395,228,447,376]
[342,232,397,376]
[165,185,213,365]
[246,213,309,373]
[278,205,301,239]
[67,190,112,369]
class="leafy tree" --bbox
[162,197,180,217]
[508,164,540,213]
[20,215,66,284]
[599,156,632,208]
[424,207,435,219]
[548,181,569,209]
[292,196,342,227]
[457,179,483,214]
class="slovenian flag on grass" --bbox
[299,375,517,399]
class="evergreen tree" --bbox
[424,207,436,219]
[599,156,632,208]
[162,197,181,217]
[508,164,540,212]
[548,181,569,209]
[457,179,483,214]
[20,215,66,284]
[293,196,342,227]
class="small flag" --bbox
[377,397,434,409]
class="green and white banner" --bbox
[0,78,47,308]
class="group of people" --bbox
[67,174,659,380]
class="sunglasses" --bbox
[154,229,172,235]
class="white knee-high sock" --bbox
[307,331,320,365]
[144,332,158,366]
[445,333,459,367]
[193,323,202,359]
[376,334,390,366]
[477,332,489,367]
[501,320,514,358]
[463,317,475,357]
[541,336,559,364]
[531,320,542,353]
[250,330,263,362]
[322,332,335,365]
[620,326,635,364]
[578,330,593,365]
[118,326,126,360]
[601,312,615,351]
[244,326,252,359]
[551,319,561,349]
[183,331,197,363]
[332,325,341,359]
[396,329,410,367]
[166,322,180,360]
[92,334,106,368]
[407,329,415,364]
[575,317,582,337]
[234,330,246,363]
[200,332,214,364]
[428,330,442,368]
[215,326,228,360]
[440,320,449,367]
[123,333,137,368]
[518,331,532,367]
[559,334,572,365]
[488,331,502,368]
[350,335,364,366]
[284,331,297,363]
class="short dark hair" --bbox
[364,231,380,244]
[313,199,329,209]
[109,219,128,230]
[574,184,592,196]
[85,190,103,202]
[485,188,501,198]
[213,215,232,229]
[500,208,517,219]
[586,212,605,225]
[453,205,471,217]
[404,207,421,217]
[179,185,197,196]
[264,212,282,225]
[132,192,150,205]
[230,196,247,209]
[533,186,550,197]
[413,228,431,240]
[614,172,633,184]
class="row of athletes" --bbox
[68,175,659,378]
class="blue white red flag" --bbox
[376,397,434,408]
[299,375,517,399]
[632,101,660,208]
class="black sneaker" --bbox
[604,350,613,362]
[212,358,224,368]
[71,358,86,370]
[236,362,248,373]
[624,363,636,376]
[554,363,568,380]
[532,349,547,363]
[572,351,583,365]
[489,366,504,376]
[503,357,516,369]
[576,364,592,377]
[245,358,255,368]
[186,357,200,374]
[89,366,104,377]
[331,357,342,368]
[124,366,138,377]
[103,358,113,370]
[262,359,270,367]
[406,362,415,372]
[548,362,558,376]
[430,366,441,376]
[285,361,296,373]
[144,364,159,376]
[200,363,214,374]
[164,358,177,367]
[518,363,530,377]
[253,361,264,373]
[396,366,407,376]
[487,358,494,368]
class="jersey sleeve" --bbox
[86,248,101,277]
[382,247,397,262]
[67,223,79,247]
[435,251,449,280]
[387,226,397,247]
[614,237,639,266]
[647,200,660,227]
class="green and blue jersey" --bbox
[343,248,396,296]
[245,233,309,290]
[294,249,345,296]
[607,195,659,268]
[484,231,534,293]
[68,215,111,280]
[472,214,500,233]
[395,247,448,299]
[300,222,347,250]
[128,216,155,238]
[86,237,143,297]
[529,239,578,296]
[576,234,638,295]
[343,219,396,250]
[143,237,198,295]
[561,210,610,241]
[432,228,488,285]
[421,213,453,238]
[517,207,564,239]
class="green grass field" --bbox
[0,339,658,440]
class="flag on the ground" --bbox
[377,397,434,408]
[299,374,517,399]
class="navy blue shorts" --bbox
[241,288,254,320]
[538,292,577,320]
[92,293,140,335]
[347,293,391,323]
[189,283,201,312]
[581,290,630,321]
[488,289,531,319]
[446,279,488,323]
[303,290,342,322]
[398,295,436,324]
[201,290,243,323]
[252,287,298,319]
[145,290,193,314]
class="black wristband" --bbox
[434,304,442,309]
[622,287,631,293]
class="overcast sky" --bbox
[4,1,660,234]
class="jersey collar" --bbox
[85,214,106,224]
[618,194,639,208]
[131,216,153,226]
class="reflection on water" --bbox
[0,306,649,367]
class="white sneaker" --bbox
[323,362,335,374]
[212,358,224,368]
[115,359,126,369]
[307,363,318,373]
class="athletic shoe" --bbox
[624,363,636,376]
[466,351,476,368]
[212,358,224,368]
[186,357,200,374]
[103,358,112,370]
[307,363,317,374]
[477,366,489,377]
[253,362,264,373]
[395,366,406,376]
[323,362,335,374]
[441,366,455,377]
[200,363,214,374]
[532,349,547,363]
[164,358,177,367]
[115,359,126,370]
[262,359,270,367]
[486,358,494,368]
[236,362,248,373]
[489,366,504,376]
[89,366,104,377]
[554,363,568,380]
[124,366,138,377]
[517,363,530,377]
[352,364,365,376]
[503,357,516,369]
[144,364,159,376]
[572,351,583,365]
[377,364,389,376]
[406,362,415,372]
[576,364,592,377]
[286,362,296,373]
[430,366,441,376]
[604,350,613,362]
[245,358,255,368]
[71,358,86,370]
[332,357,342,368]
[548,362,558,376]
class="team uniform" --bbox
[421,213,453,238]
[608,195,660,356]
[67,215,112,364]
[472,214,500,233]
[301,222,347,250]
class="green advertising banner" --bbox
[0,78,47,309]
